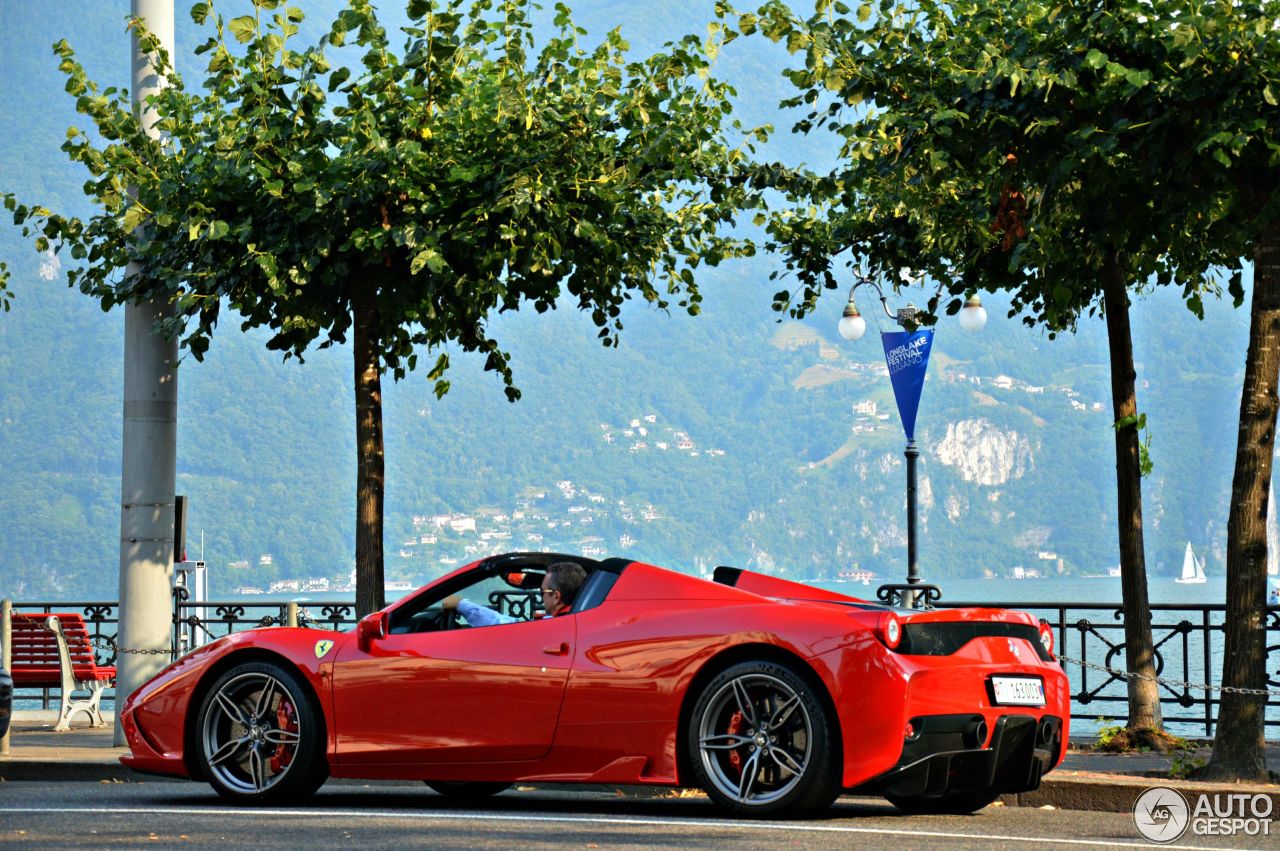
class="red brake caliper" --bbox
[270,699,298,773]
[726,711,744,772]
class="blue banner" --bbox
[880,329,934,441]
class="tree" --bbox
[1,0,763,617]
[744,0,1278,771]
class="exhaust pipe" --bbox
[1038,718,1057,747]
[963,717,988,749]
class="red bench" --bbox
[10,613,116,731]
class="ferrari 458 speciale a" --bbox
[120,552,1068,816]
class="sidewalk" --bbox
[2,710,1277,812]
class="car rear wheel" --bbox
[425,781,512,800]
[687,660,841,816]
[196,660,327,803]
[886,791,1001,814]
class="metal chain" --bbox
[1057,653,1280,697]
[89,636,171,656]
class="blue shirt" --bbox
[457,598,517,627]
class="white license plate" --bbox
[991,676,1045,706]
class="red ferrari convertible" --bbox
[120,552,1069,816]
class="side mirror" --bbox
[356,611,388,652]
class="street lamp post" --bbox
[838,277,987,608]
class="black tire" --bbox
[425,781,513,800]
[686,660,842,817]
[195,660,327,804]
[886,791,1000,815]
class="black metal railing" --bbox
[6,596,1277,736]
[170,585,356,655]
[939,600,1280,736]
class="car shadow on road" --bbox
[151,784,907,822]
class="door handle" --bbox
[542,643,570,656]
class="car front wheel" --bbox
[196,660,327,803]
[687,660,841,817]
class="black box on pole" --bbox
[174,494,188,563]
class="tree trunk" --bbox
[1101,251,1164,735]
[1199,224,1280,782]
[353,285,386,619]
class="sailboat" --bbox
[1175,541,1207,584]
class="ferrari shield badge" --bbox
[314,639,334,659]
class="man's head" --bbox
[540,561,587,616]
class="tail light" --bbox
[1038,619,1055,657]
[879,611,902,650]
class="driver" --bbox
[442,561,587,627]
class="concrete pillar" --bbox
[114,0,176,746]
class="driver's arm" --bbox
[443,595,517,627]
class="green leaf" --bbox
[410,248,446,275]
[1229,271,1245,307]
[427,353,449,381]
[857,3,871,22]
[1124,68,1148,88]
[122,205,146,233]
[190,2,211,25]
[228,16,257,44]
[328,67,351,92]
[1084,48,1106,68]
[208,220,230,240]
[1265,85,1278,107]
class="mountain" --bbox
[0,1,1256,599]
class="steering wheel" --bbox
[413,606,464,633]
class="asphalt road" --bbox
[0,781,1273,850]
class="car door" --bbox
[330,614,576,764]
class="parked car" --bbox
[119,552,1069,816]
[0,659,11,739]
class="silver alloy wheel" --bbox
[201,671,302,795]
[696,672,813,806]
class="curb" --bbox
[1003,771,1280,813]
[0,759,163,784]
